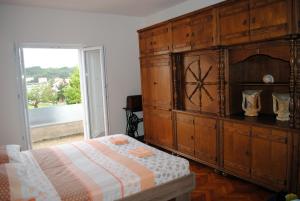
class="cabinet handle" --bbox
[242,19,247,25]
[153,82,158,85]
[191,135,194,140]
[186,33,190,37]
[251,17,256,24]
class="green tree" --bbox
[56,83,66,103]
[64,67,81,104]
[27,84,57,108]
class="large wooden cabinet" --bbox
[138,0,300,192]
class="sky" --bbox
[23,48,79,69]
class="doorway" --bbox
[17,45,108,150]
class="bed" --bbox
[0,134,195,201]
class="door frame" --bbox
[15,43,109,150]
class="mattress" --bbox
[0,134,190,201]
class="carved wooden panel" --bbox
[295,40,300,129]
[249,0,290,41]
[290,39,300,129]
[297,0,300,33]
[182,51,219,114]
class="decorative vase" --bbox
[242,90,262,117]
[272,93,290,121]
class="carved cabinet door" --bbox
[183,50,219,114]
[151,24,171,55]
[219,0,250,45]
[140,58,156,107]
[191,9,217,50]
[176,113,195,155]
[143,106,155,143]
[150,55,172,110]
[249,0,290,41]
[194,117,217,165]
[223,121,251,177]
[251,126,289,190]
[155,56,172,110]
[172,18,192,52]
[139,31,153,56]
[153,109,173,149]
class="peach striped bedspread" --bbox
[0,134,190,201]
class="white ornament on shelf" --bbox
[262,74,274,83]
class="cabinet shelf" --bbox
[231,82,289,86]
[226,113,290,129]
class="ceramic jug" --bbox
[242,90,262,117]
[272,93,290,121]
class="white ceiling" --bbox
[0,0,191,17]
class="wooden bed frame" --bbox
[118,173,195,201]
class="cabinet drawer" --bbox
[172,18,192,52]
[176,113,194,124]
[147,55,170,67]
[196,117,216,129]
[271,129,288,144]
[224,121,251,136]
[252,126,271,139]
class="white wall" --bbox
[141,0,224,28]
[0,4,142,148]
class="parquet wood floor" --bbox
[190,161,273,201]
